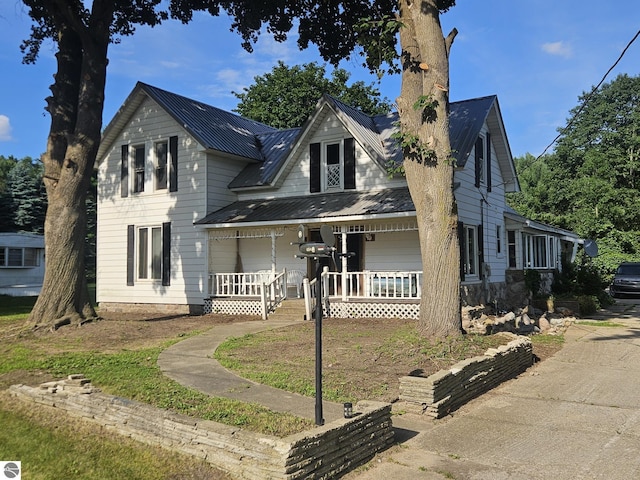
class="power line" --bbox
[532,28,640,163]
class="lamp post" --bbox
[293,225,337,426]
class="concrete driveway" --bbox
[346,298,640,480]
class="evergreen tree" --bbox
[8,157,47,234]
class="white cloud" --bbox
[541,41,573,58]
[0,115,12,141]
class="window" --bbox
[133,145,145,193]
[507,230,517,268]
[137,226,162,280]
[155,141,168,190]
[464,226,478,276]
[523,234,558,269]
[0,247,40,267]
[325,142,342,189]
[474,136,484,188]
[127,223,171,286]
[309,138,356,193]
[496,225,502,255]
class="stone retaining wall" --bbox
[399,333,533,418]
[9,382,393,480]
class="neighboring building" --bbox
[96,82,580,318]
[0,232,45,296]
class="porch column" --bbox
[341,227,348,301]
[271,230,277,272]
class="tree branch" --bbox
[445,27,458,57]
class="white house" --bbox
[0,232,45,296]
[96,82,580,318]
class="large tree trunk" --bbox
[27,1,113,330]
[397,0,461,337]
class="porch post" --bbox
[341,227,348,301]
[271,229,277,272]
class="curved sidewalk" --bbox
[158,318,345,422]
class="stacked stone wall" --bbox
[9,383,392,480]
[399,334,533,418]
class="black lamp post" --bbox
[294,224,337,426]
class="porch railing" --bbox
[208,270,287,319]
[209,270,422,301]
[323,270,422,301]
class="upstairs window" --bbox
[310,138,356,193]
[474,136,484,188]
[121,136,177,197]
[155,141,168,190]
[133,145,145,193]
[474,133,493,191]
[325,142,342,189]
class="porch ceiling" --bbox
[195,187,415,227]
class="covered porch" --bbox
[196,188,423,319]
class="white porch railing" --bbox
[323,270,422,300]
[209,270,422,300]
[208,270,287,319]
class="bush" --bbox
[576,295,599,315]
[524,269,542,296]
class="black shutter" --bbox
[310,142,321,193]
[169,136,178,192]
[344,137,356,190]
[126,225,135,286]
[457,221,465,282]
[121,145,129,198]
[162,222,171,286]
[474,137,483,188]
[478,224,484,279]
[486,132,492,192]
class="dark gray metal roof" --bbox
[448,95,497,167]
[140,83,277,160]
[226,95,497,189]
[195,187,415,226]
[229,128,301,188]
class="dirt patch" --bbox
[214,317,562,403]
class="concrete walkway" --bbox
[348,299,640,479]
[159,300,640,479]
[158,318,345,422]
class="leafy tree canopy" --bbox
[508,74,640,278]
[233,61,392,129]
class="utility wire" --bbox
[529,28,640,165]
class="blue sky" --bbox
[1,1,639,160]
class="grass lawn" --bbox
[0,294,564,479]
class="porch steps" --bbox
[270,299,308,322]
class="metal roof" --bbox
[195,187,415,226]
[100,83,515,192]
[141,83,277,160]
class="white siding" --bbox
[454,126,508,284]
[363,231,421,271]
[97,97,209,307]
